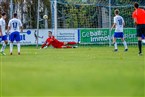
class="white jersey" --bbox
[0,18,6,36]
[8,18,22,33]
[114,15,124,32]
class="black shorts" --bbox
[136,24,145,37]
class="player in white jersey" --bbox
[111,9,128,52]
[7,13,23,55]
[0,12,8,55]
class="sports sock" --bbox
[1,42,6,52]
[123,41,128,49]
[17,43,21,53]
[114,42,117,49]
[10,43,13,53]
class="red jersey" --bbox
[132,8,145,24]
[42,36,64,48]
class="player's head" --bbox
[114,9,119,15]
[1,12,6,19]
[134,2,139,9]
[48,31,53,37]
[13,13,17,18]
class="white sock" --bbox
[123,41,128,49]
[17,43,20,53]
[114,42,118,49]
[10,43,13,53]
[1,42,6,52]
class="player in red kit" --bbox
[41,31,78,49]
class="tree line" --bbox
[0,0,144,29]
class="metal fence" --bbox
[0,0,145,29]
[56,0,145,28]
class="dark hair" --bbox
[48,31,52,34]
[134,2,139,8]
[13,13,17,17]
[114,9,119,15]
[2,12,6,16]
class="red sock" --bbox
[67,42,76,45]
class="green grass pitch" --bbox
[0,46,144,97]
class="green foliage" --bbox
[0,0,144,28]
[0,1,9,24]
[58,4,98,28]
[57,0,145,28]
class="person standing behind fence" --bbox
[132,2,145,56]
[7,13,23,55]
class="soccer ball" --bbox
[43,15,48,19]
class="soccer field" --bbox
[0,46,144,97]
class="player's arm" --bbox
[111,23,116,31]
[41,40,47,48]
[7,26,10,34]
[0,21,2,36]
[111,17,116,31]
[41,39,51,48]
[132,12,137,25]
[0,26,2,36]
[50,36,55,41]
[20,26,23,33]
[7,20,11,34]
[19,20,23,33]
[133,18,137,25]
[123,22,125,26]
[123,18,125,26]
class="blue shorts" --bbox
[142,34,145,39]
[0,35,7,42]
[10,31,20,42]
[2,35,7,41]
[114,32,124,38]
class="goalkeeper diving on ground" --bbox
[40,31,78,49]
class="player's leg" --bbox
[16,32,21,55]
[9,33,14,55]
[138,37,142,55]
[121,33,128,52]
[17,41,20,55]
[67,42,77,45]
[113,32,118,52]
[0,35,8,55]
[0,36,2,55]
[137,25,143,55]
[62,46,72,48]
[114,38,118,51]
[57,42,70,48]
[121,38,128,51]
[64,42,78,48]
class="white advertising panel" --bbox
[7,29,78,45]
